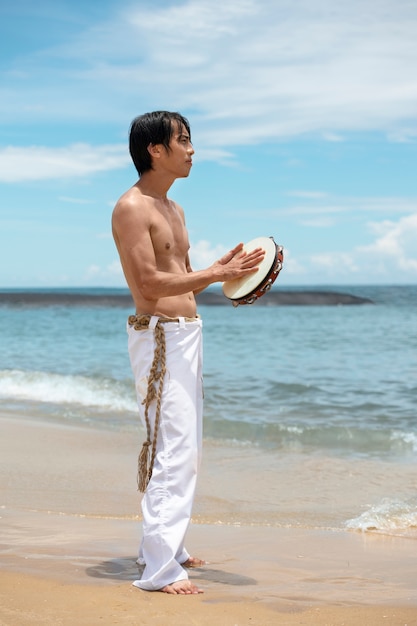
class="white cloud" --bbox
[310,251,360,275]
[306,213,417,280]
[322,133,345,142]
[279,195,417,217]
[359,213,417,273]
[59,196,95,204]
[2,0,417,147]
[84,264,101,279]
[300,217,337,228]
[84,259,125,284]
[0,144,130,182]
[189,240,228,269]
[107,0,417,144]
[106,260,125,276]
[195,148,238,166]
[274,247,305,277]
[387,128,417,143]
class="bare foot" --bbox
[160,579,203,594]
[182,556,206,568]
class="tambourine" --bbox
[222,236,284,307]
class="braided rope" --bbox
[128,315,167,492]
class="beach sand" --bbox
[1,413,416,626]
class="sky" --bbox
[1,0,417,288]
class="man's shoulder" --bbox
[113,186,150,220]
[114,185,141,208]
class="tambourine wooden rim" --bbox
[222,236,284,307]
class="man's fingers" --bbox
[240,247,265,266]
[219,244,264,269]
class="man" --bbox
[112,111,264,595]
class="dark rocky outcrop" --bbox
[0,289,373,307]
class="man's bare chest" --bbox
[150,209,189,259]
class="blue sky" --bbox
[1,0,417,288]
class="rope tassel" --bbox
[137,440,151,493]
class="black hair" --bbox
[129,110,191,176]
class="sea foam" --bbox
[345,497,417,533]
[0,369,137,413]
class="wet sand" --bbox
[1,413,416,626]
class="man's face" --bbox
[164,123,194,177]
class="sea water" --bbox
[1,286,416,534]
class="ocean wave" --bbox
[0,369,137,413]
[345,497,417,533]
[391,430,417,452]
[203,409,417,456]
[1,368,416,458]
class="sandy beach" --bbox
[1,413,416,626]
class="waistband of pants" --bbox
[128,313,200,330]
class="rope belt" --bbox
[128,313,199,492]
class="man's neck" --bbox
[137,170,174,200]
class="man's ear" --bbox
[147,143,161,158]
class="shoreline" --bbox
[1,413,416,625]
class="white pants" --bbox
[127,316,203,591]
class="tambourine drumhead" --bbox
[222,236,278,300]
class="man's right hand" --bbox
[212,243,265,282]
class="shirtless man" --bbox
[112,111,264,595]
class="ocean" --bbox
[1,285,416,537]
